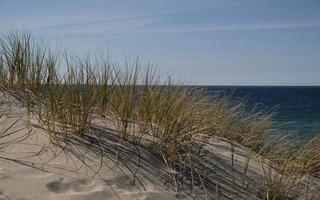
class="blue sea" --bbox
[202,86,320,140]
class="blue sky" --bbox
[1,0,320,85]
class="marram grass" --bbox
[0,28,319,199]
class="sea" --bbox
[201,86,320,140]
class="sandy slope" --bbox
[0,93,181,200]
[0,92,319,200]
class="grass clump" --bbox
[39,55,98,137]
[0,28,319,199]
[0,28,45,91]
[109,64,139,140]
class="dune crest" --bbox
[0,93,180,200]
[0,91,319,200]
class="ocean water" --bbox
[202,86,320,140]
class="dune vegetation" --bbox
[0,28,319,199]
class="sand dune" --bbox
[0,92,319,199]
[0,92,181,200]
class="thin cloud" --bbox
[2,8,320,38]
[39,20,320,38]
[0,14,133,30]
[134,21,320,34]
[0,5,208,31]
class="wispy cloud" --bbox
[0,4,207,31]
[0,14,132,30]
[128,20,320,34]
[34,19,320,38]
[2,4,320,38]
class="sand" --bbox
[0,92,319,200]
[0,92,183,200]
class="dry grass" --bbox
[0,28,319,199]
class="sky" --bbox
[0,0,320,85]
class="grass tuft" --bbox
[0,28,319,199]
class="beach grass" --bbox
[0,28,319,199]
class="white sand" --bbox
[0,92,319,200]
[0,92,181,200]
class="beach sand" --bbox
[0,92,319,200]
